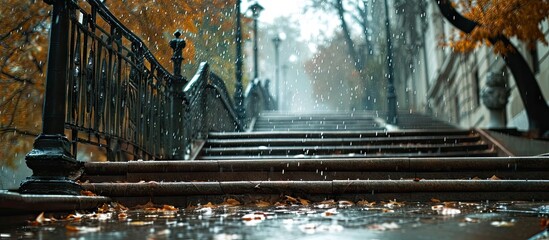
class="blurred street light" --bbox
[272,34,283,110]
[249,2,264,80]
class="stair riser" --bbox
[82,171,549,183]
[205,137,482,147]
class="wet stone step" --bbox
[202,143,492,156]
[198,151,498,159]
[82,170,549,183]
[205,135,482,147]
[80,180,549,201]
[81,157,547,182]
[207,130,476,139]
[84,157,549,175]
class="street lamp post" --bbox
[234,0,245,121]
[383,0,398,125]
[272,35,282,110]
[249,2,264,80]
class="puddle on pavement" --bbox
[1,200,548,239]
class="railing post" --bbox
[169,30,186,159]
[234,0,246,124]
[19,0,83,195]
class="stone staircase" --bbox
[80,112,549,205]
[199,112,496,159]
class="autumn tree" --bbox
[0,1,49,168]
[435,0,549,137]
[304,33,385,110]
[0,0,241,167]
[307,0,382,110]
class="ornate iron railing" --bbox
[62,0,179,161]
[20,0,271,194]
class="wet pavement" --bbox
[1,200,548,240]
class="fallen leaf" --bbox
[112,202,128,212]
[315,199,336,209]
[80,190,96,196]
[135,200,156,209]
[255,200,271,207]
[128,221,153,226]
[338,200,354,208]
[98,203,111,213]
[284,195,298,204]
[384,199,405,208]
[118,212,128,220]
[64,212,84,221]
[144,207,158,214]
[299,198,311,206]
[222,198,241,206]
[65,225,100,233]
[242,212,266,221]
[431,198,441,203]
[471,177,482,180]
[162,205,178,211]
[357,200,376,207]
[490,175,501,180]
[432,205,461,215]
[29,212,45,225]
[322,208,338,217]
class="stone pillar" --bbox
[481,72,510,128]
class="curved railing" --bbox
[21,0,273,194]
[181,62,243,158]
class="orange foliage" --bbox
[448,0,549,54]
[0,0,240,167]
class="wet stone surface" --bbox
[1,200,548,240]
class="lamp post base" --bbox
[19,134,83,195]
[20,178,82,195]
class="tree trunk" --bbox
[335,0,378,110]
[434,0,549,137]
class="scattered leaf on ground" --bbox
[299,198,311,206]
[118,212,128,220]
[255,200,271,207]
[432,205,461,215]
[384,199,405,208]
[80,190,96,196]
[431,198,441,203]
[357,200,376,207]
[242,212,266,221]
[338,200,354,208]
[128,221,153,226]
[322,208,338,217]
[222,198,241,206]
[284,195,298,204]
[29,212,45,225]
[490,175,501,180]
[65,225,100,233]
[162,205,178,211]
